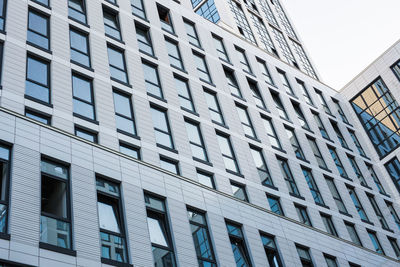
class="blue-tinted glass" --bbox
[28,11,49,50]
[26,57,50,103]
[26,111,50,124]
[104,11,121,40]
[73,75,91,102]
[231,243,250,267]
[131,0,146,19]
[33,0,49,6]
[70,29,90,66]
[0,0,5,31]
[268,196,282,215]
[69,0,86,24]
[196,0,220,23]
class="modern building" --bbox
[0,0,399,266]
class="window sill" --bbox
[68,17,90,28]
[212,121,229,129]
[341,176,353,182]
[323,137,335,144]
[30,1,52,10]
[133,14,149,23]
[339,211,353,218]
[360,184,372,190]
[170,64,187,74]
[181,107,199,117]
[243,70,255,78]
[263,183,279,191]
[302,127,314,134]
[289,193,305,200]
[286,92,299,99]
[296,157,310,164]
[73,113,99,125]
[226,169,244,178]
[26,41,52,55]
[193,157,213,167]
[199,78,216,87]
[162,28,178,37]
[272,146,286,154]
[245,135,261,143]
[379,192,391,198]
[39,242,76,257]
[106,34,125,45]
[0,30,6,35]
[319,167,332,173]
[24,95,53,108]
[257,106,270,113]
[382,227,394,233]
[105,0,119,8]
[156,144,178,154]
[101,258,133,267]
[139,51,158,60]
[0,232,10,240]
[110,78,132,88]
[231,93,246,102]
[147,92,167,103]
[189,42,203,51]
[361,219,374,226]
[117,129,141,140]
[219,58,233,66]
[315,203,330,209]
[360,154,371,161]
[326,112,336,119]
[71,60,94,72]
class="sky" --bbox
[283,0,400,90]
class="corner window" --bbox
[157,5,174,33]
[107,45,129,84]
[70,28,91,68]
[25,54,50,104]
[0,144,11,235]
[27,9,50,50]
[150,106,174,149]
[225,221,252,267]
[68,0,87,24]
[113,90,136,136]
[72,73,95,120]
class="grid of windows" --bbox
[249,13,277,56]
[291,41,317,79]
[258,0,279,27]
[195,0,220,24]
[271,28,297,67]
[228,0,256,44]
[271,0,297,40]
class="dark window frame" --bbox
[27,8,50,51]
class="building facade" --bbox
[0,0,399,266]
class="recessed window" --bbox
[367,194,390,230]
[325,177,348,214]
[386,201,400,231]
[25,55,50,104]
[285,127,305,160]
[295,204,312,226]
[266,194,283,215]
[131,0,146,19]
[277,157,300,197]
[250,13,278,56]
[248,80,266,109]
[70,28,91,68]
[292,102,309,130]
[385,157,400,194]
[257,60,274,85]
[230,181,248,202]
[197,170,215,189]
[260,234,283,267]
[0,144,11,234]
[145,193,177,266]
[277,70,294,95]
[236,47,252,74]
[271,92,289,120]
[113,90,136,136]
[297,79,313,105]
[75,126,98,143]
[331,121,348,149]
[347,187,369,222]
[40,159,71,249]
[296,245,313,267]
[307,137,327,169]
[160,156,179,175]
[302,168,324,206]
[96,177,128,264]
[236,105,257,139]
[72,73,95,120]
[344,221,362,246]
[157,5,174,33]
[142,61,163,98]
[224,68,242,98]
[165,38,184,70]
[119,142,140,159]
[324,254,338,267]
[388,237,400,260]
[347,156,367,187]
[261,116,281,149]
[320,213,338,237]
[107,45,129,84]
[27,9,50,50]
[250,146,274,187]
[184,20,201,47]
[68,0,87,24]
[0,0,6,32]
[348,130,366,157]
[367,230,385,255]
[25,109,51,125]
[185,120,208,162]
[312,112,330,140]
[328,146,348,179]
[135,24,154,56]
[187,209,216,266]
[175,76,195,112]
[315,89,332,115]
[150,106,174,150]
[216,133,240,174]
[204,89,225,125]
[103,9,122,41]
[213,35,229,62]
[193,52,212,84]
[332,98,349,124]
[271,28,297,67]
[225,221,252,267]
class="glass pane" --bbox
[0,204,7,233]
[113,93,132,118]
[116,115,135,134]
[98,201,121,233]
[191,225,214,260]
[197,172,214,188]
[41,176,67,218]
[147,217,168,247]
[100,231,127,262]
[40,215,71,249]
[120,144,139,159]
[152,246,176,267]
[160,159,178,174]
[41,161,68,179]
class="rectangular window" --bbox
[193,52,212,83]
[158,5,174,33]
[107,45,129,84]
[70,28,91,68]
[0,42,3,84]
[367,194,390,230]
[302,168,324,205]
[248,80,266,109]
[307,137,327,169]
[261,116,281,149]
[324,254,338,267]
[315,89,332,115]
[296,245,314,267]
[236,47,252,74]
[113,90,136,136]
[27,9,50,50]
[119,142,140,159]
[142,61,163,98]
[237,105,257,139]
[213,35,229,62]
[226,221,252,267]
[224,68,242,98]
[75,126,98,143]
[250,13,277,56]
[292,102,310,130]
[271,27,297,67]
[267,194,284,215]
[344,221,362,246]
[25,108,51,125]
[313,112,330,139]
[204,89,225,125]
[388,237,400,260]
[325,177,348,214]
[197,170,215,189]
[297,80,313,105]
[331,121,348,148]
[278,157,300,197]
[328,146,348,179]
[0,0,6,32]
[40,159,72,250]
[187,209,216,266]
[367,230,385,254]
[386,201,400,231]
[385,157,400,194]
[285,127,306,160]
[321,213,338,237]
[103,8,122,41]
[184,19,201,47]
[295,204,312,226]
[25,54,50,104]
[271,92,289,120]
[347,187,369,222]
[250,146,274,187]
[277,70,294,95]
[72,73,95,120]
[231,181,248,202]
[260,233,283,267]
[216,132,240,174]
[131,0,146,19]
[135,23,154,56]
[165,38,184,70]
[0,144,11,234]
[348,156,367,187]
[257,59,274,85]
[68,0,87,24]
[160,156,179,175]
[150,106,174,149]
[175,76,195,112]
[348,130,366,157]
[145,193,177,266]
[185,120,208,162]
[228,0,256,44]
[332,98,349,124]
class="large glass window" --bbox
[328,146,349,179]
[175,76,195,112]
[285,127,305,160]
[70,28,91,68]
[344,221,362,246]
[0,0,6,32]
[307,137,327,169]
[150,106,174,149]
[113,90,136,136]
[296,245,314,267]
[217,133,240,174]
[386,201,400,231]
[250,146,274,187]
[260,234,283,267]
[27,9,50,50]
[277,157,300,197]
[348,156,368,187]
[367,194,390,230]
[351,78,400,158]
[72,73,95,120]
[68,0,87,24]
[103,9,122,41]
[385,157,400,194]
[226,221,252,267]
[267,194,284,215]
[347,187,369,222]
[187,209,216,267]
[157,5,174,33]
[237,105,257,139]
[131,0,146,19]
[193,52,212,83]
[40,159,71,250]
[25,55,50,103]
[204,89,225,125]
[367,230,385,254]
[213,35,229,62]
[325,177,348,214]
[261,116,281,149]
[142,62,163,99]
[0,144,10,235]
[185,120,208,162]
[135,23,154,56]
[184,20,201,47]
[145,194,177,267]
[302,168,324,205]
[224,68,242,98]
[107,45,128,84]
[295,204,312,226]
[165,38,184,71]
[320,213,338,237]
